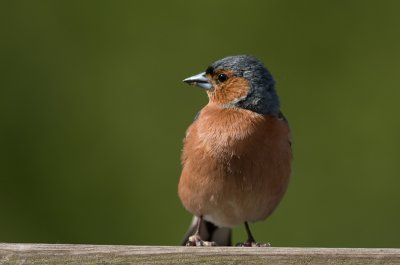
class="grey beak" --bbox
[183,72,213,90]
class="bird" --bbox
[178,55,292,247]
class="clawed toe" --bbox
[236,222,271,247]
[186,234,217,247]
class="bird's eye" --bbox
[218,74,228,82]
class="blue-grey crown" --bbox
[211,55,280,115]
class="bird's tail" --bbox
[181,216,232,246]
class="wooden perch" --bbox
[0,243,399,264]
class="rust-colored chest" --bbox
[178,104,292,227]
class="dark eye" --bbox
[218,73,228,82]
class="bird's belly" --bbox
[205,173,287,227]
[179,153,290,228]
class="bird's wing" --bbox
[181,216,232,246]
[278,111,292,147]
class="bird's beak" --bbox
[183,72,213,90]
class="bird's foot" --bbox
[236,240,271,247]
[186,234,217,247]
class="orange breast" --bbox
[178,103,292,227]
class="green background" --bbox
[1,1,399,247]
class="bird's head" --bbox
[183,55,280,115]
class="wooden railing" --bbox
[1,243,399,264]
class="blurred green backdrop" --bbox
[1,0,399,248]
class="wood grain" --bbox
[1,243,399,264]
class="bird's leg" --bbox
[236,222,271,247]
[244,221,256,245]
[186,216,217,246]
[186,216,203,245]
